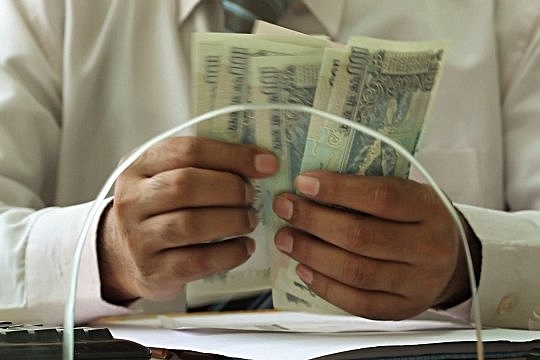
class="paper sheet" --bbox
[158,310,471,333]
[96,310,540,359]
[106,324,540,360]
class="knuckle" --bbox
[171,168,198,198]
[139,140,174,167]
[147,172,172,193]
[175,136,202,160]
[345,223,371,250]
[370,183,398,213]
[160,217,182,242]
[113,188,138,215]
[341,256,369,286]
[174,212,201,242]
[289,201,312,229]
[150,168,199,202]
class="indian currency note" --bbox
[251,54,323,189]
[192,41,223,118]
[188,33,322,305]
[274,38,447,313]
[303,37,447,176]
[248,54,323,303]
[193,32,321,143]
[304,47,349,146]
[267,47,348,312]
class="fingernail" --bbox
[296,265,313,285]
[273,196,293,220]
[245,238,255,256]
[255,153,278,174]
[248,209,258,230]
[275,232,293,253]
[295,175,320,196]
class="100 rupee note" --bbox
[189,33,322,306]
[272,38,447,313]
[194,32,321,143]
[249,54,322,297]
[189,29,447,314]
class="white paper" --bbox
[158,310,471,333]
[96,310,540,359]
[106,325,540,360]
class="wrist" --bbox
[96,200,140,306]
[435,208,482,309]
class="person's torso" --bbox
[56,0,505,209]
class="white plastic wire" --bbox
[63,103,484,360]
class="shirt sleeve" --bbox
[0,0,135,325]
[436,2,540,330]
[456,204,540,329]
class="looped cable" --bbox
[63,104,484,360]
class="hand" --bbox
[272,171,479,320]
[97,137,279,304]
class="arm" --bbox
[459,0,540,329]
[271,2,540,328]
[0,0,132,325]
[457,205,540,329]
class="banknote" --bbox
[193,32,320,143]
[251,54,322,193]
[311,47,349,113]
[248,54,322,294]
[192,41,223,118]
[188,33,322,305]
[302,37,447,176]
[189,30,447,313]
[271,38,447,312]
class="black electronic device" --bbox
[0,321,151,359]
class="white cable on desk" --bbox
[63,104,484,360]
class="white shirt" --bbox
[0,0,539,328]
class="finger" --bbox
[139,207,257,250]
[129,136,279,178]
[136,167,253,216]
[275,228,415,294]
[294,264,424,320]
[137,237,255,300]
[294,172,441,222]
[273,194,428,262]
[168,236,255,282]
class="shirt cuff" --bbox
[25,198,136,325]
[455,203,540,329]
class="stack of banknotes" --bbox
[187,22,447,313]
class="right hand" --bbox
[96,136,279,304]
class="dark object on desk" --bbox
[312,340,540,360]
[0,321,151,359]
[529,348,540,359]
[151,348,237,359]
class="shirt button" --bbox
[529,307,540,330]
[497,294,516,315]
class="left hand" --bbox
[272,171,471,320]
